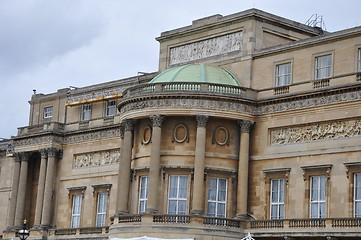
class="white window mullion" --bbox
[207,177,227,218]
[168,175,188,215]
[139,176,148,213]
[310,176,326,218]
[354,173,361,217]
[270,179,284,219]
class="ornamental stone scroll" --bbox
[123,119,137,131]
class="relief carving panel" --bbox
[74,149,120,168]
[271,119,361,145]
[169,31,242,65]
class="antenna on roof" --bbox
[305,14,326,31]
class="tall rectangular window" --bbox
[106,100,116,117]
[168,175,188,215]
[270,179,285,219]
[81,104,91,121]
[96,193,107,227]
[315,55,332,79]
[310,175,326,218]
[71,195,82,228]
[354,173,361,217]
[139,176,148,213]
[44,106,53,118]
[358,48,361,72]
[207,178,227,218]
[276,63,291,86]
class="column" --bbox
[33,149,48,227]
[14,152,30,228]
[146,114,164,214]
[236,120,254,218]
[41,148,58,227]
[6,154,21,229]
[116,120,136,215]
[191,115,209,215]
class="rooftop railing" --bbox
[122,82,251,99]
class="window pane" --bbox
[168,200,177,214]
[217,203,225,218]
[310,202,318,218]
[271,205,278,219]
[208,202,216,216]
[356,202,361,217]
[178,200,186,215]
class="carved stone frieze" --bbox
[169,31,242,65]
[64,128,120,144]
[14,135,63,147]
[119,88,361,116]
[120,98,256,115]
[271,119,361,145]
[74,149,120,168]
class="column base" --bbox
[190,209,203,216]
[234,213,254,220]
[145,208,158,214]
[114,210,130,216]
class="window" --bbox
[276,63,291,86]
[81,104,91,121]
[106,100,116,117]
[44,106,53,118]
[357,48,361,72]
[168,175,188,215]
[139,176,148,213]
[270,179,285,219]
[71,195,82,228]
[355,173,361,217]
[310,175,326,218]
[96,193,107,227]
[207,177,227,218]
[315,55,332,79]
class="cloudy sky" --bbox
[1,0,360,139]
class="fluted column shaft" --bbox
[146,115,164,213]
[191,115,209,215]
[236,120,254,218]
[116,120,135,215]
[33,149,48,227]
[41,148,57,227]
[6,156,21,229]
[14,153,30,228]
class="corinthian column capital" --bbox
[150,115,165,127]
[196,115,209,127]
[123,119,137,131]
[39,149,48,159]
[237,120,254,133]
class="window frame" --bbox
[314,53,333,80]
[67,186,86,228]
[263,168,290,219]
[81,103,91,121]
[43,106,53,119]
[207,177,227,218]
[270,178,285,219]
[275,62,292,86]
[301,164,332,218]
[138,176,149,214]
[310,175,327,218]
[96,192,108,227]
[356,46,361,72]
[106,99,116,117]
[167,175,189,215]
[91,184,111,227]
[71,194,83,228]
[344,162,361,217]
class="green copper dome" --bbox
[150,64,241,86]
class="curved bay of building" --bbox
[1,8,361,240]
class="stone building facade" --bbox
[1,8,361,240]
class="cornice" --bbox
[254,26,361,58]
